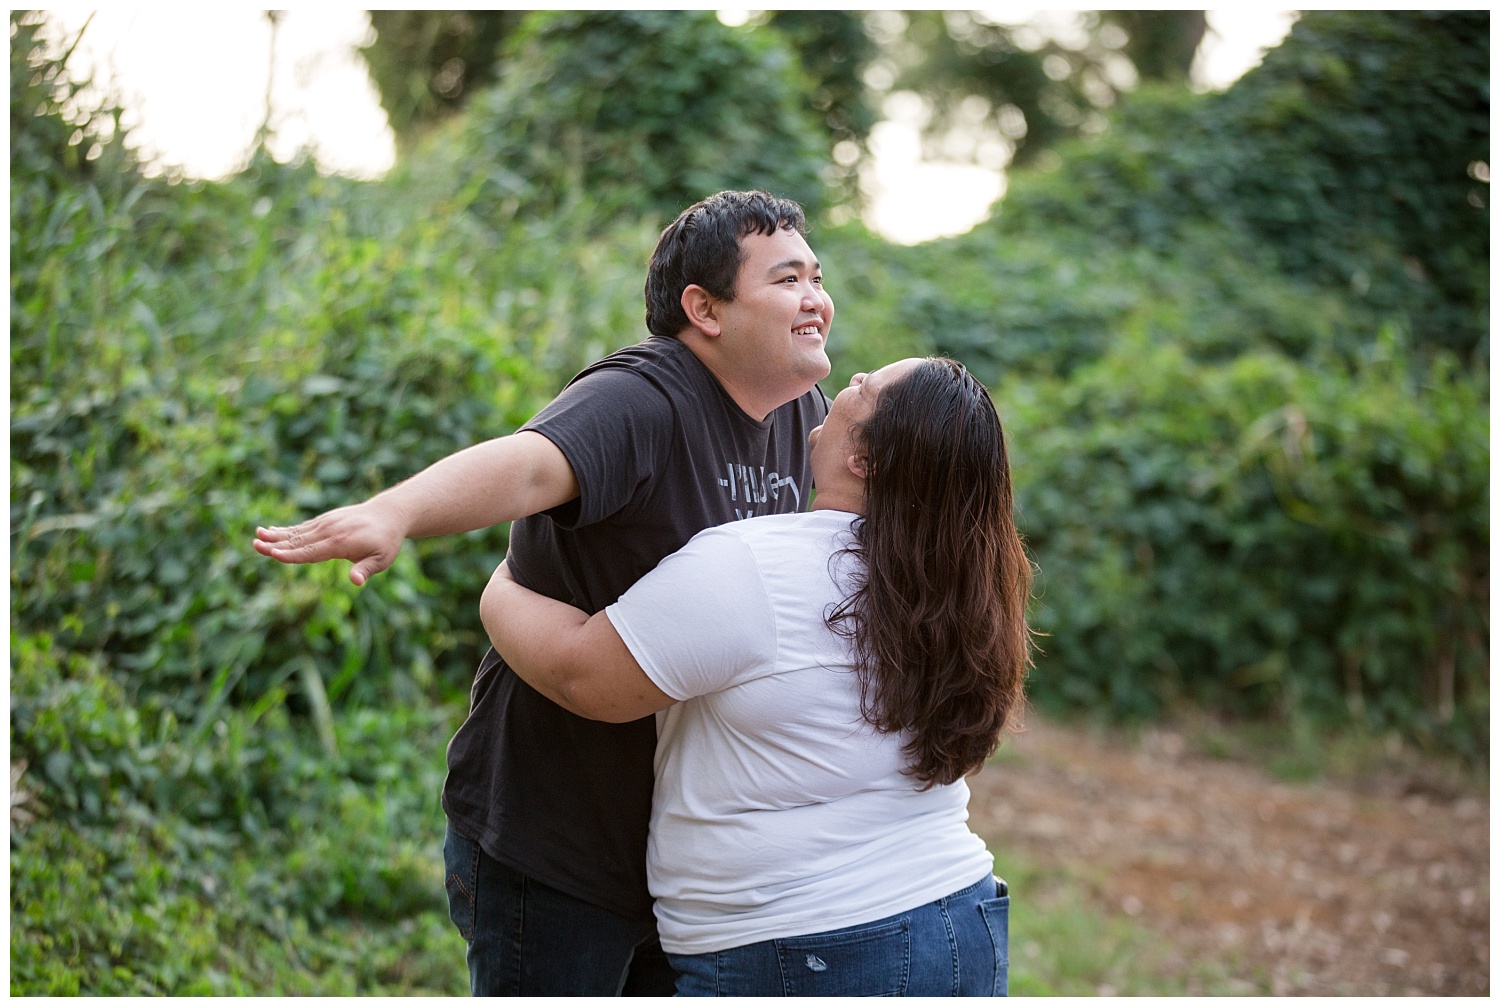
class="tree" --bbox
[363,10,876,205]
[450,11,829,222]
[361,11,525,151]
[998,10,1490,359]
[764,11,880,197]
[891,10,1208,167]
[1100,11,1206,82]
[10,11,134,185]
[358,10,1211,178]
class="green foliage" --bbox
[1005,336,1488,753]
[1000,11,1490,359]
[763,10,881,200]
[447,10,829,223]
[360,11,525,150]
[10,11,135,188]
[357,10,873,208]
[896,10,1088,166]
[935,11,1494,744]
[765,12,880,147]
[10,635,466,995]
[10,18,668,721]
[891,11,1206,168]
[1100,11,1206,82]
[819,218,1353,383]
[10,153,528,717]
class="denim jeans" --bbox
[442,825,678,996]
[667,874,1009,997]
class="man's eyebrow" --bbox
[765,257,822,275]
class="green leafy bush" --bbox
[9,633,466,995]
[1005,335,1487,752]
[997,11,1490,360]
[10,164,518,715]
[447,10,829,224]
[819,219,1355,384]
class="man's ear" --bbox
[846,453,870,480]
[680,285,722,337]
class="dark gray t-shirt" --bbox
[441,336,829,922]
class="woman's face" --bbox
[808,358,923,474]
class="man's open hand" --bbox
[253,431,579,587]
[254,501,406,586]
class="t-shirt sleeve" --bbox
[521,366,674,530]
[605,527,777,701]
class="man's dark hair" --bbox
[644,190,808,339]
[826,358,1034,787]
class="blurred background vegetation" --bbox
[10,9,1488,995]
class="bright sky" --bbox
[37,9,1296,245]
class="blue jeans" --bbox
[666,875,1009,996]
[442,825,678,996]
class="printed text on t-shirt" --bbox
[717,463,801,519]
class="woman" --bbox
[481,356,1032,996]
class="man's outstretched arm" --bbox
[253,430,578,586]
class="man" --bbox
[254,190,834,995]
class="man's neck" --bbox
[677,334,806,422]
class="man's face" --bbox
[713,228,834,398]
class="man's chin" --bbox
[798,354,831,395]
[768,351,831,408]
[807,350,832,383]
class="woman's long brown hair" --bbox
[826,358,1033,787]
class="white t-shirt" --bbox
[606,508,994,955]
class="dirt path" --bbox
[966,718,1489,995]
